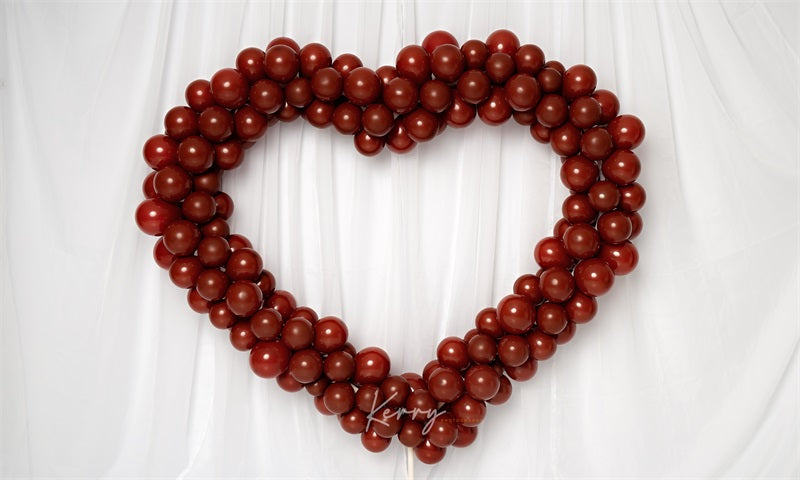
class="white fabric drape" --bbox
[2,1,798,478]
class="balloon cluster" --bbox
[135,29,645,464]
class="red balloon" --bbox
[250,341,290,378]
[497,294,534,334]
[422,30,459,55]
[135,198,181,236]
[427,367,464,403]
[354,347,391,385]
[608,114,646,149]
[486,29,520,55]
[574,258,615,296]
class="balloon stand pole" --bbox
[406,447,414,479]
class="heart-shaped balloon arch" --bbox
[135,29,645,464]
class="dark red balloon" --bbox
[310,67,343,102]
[457,70,491,104]
[537,68,562,93]
[284,77,313,108]
[376,65,399,87]
[487,375,512,405]
[467,333,497,364]
[560,155,599,193]
[597,211,633,244]
[420,79,453,113]
[430,44,465,83]
[565,292,598,323]
[534,237,572,269]
[340,408,368,435]
[436,337,470,371]
[332,102,362,135]
[484,52,515,84]
[603,150,641,186]
[486,29,520,55]
[226,281,263,317]
[497,335,530,367]
[513,274,543,304]
[445,94,476,127]
[354,347,391,385]
[536,302,569,335]
[185,79,214,112]
[314,316,349,353]
[497,294,534,334]
[353,130,385,157]
[361,428,391,453]
[535,93,568,128]
[250,341,290,378]
[619,183,646,212]
[562,64,597,100]
[322,381,355,414]
[230,321,257,351]
[573,258,615,296]
[299,42,332,77]
[460,39,489,69]
[450,393,486,427]
[281,317,315,350]
[267,37,300,53]
[427,367,464,403]
[332,53,363,79]
[588,181,621,212]
[599,241,639,275]
[264,44,300,83]
[234,106,268,142]
[540,267,576,303]
[415,439,446,464]
[563,193,598,224]
[210,68,248,109]
[404,108,438,142]
[386,120,416,154]
[504,73,541,111]
[396,45,431,85]
[550,122,582,156]
[528,329,557,360]
[208,302,237,329]
[514,44,545,74]
[593,89,620,124]
[153,238,175,269]
[164,219,201,257]
[235,47,266,82]
[477,87,512,125]
[608,114,645,149]
[197,106,233,143]
[464,364,501,401]
[428,412,458,447]
[563,223,601,260]
[153,165,192,202]
[383,76,419,114]
[344,67,381,106]
[169,256,202,289]
[422,30,459,55]
[135,198,181,236]
[581,127,614,161]
[164,106,198,140]
[362,104,394,137]
[380,375,411,408]
[250,308,283,341]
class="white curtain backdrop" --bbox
[2,1,798,478]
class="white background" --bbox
[2,1,798,478]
